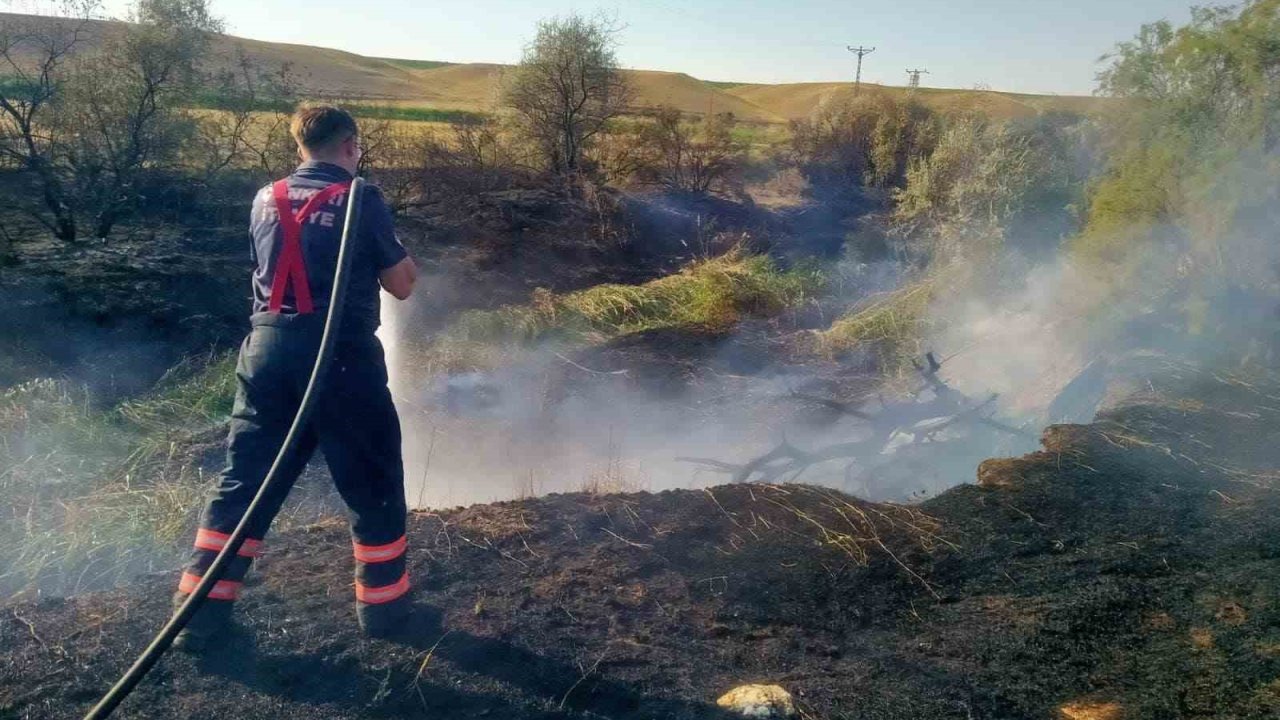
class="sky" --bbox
[32,0,1194,95]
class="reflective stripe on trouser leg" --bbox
[178,525,263,596]
[315,335,409,631]
[354,534,409,631]
[178,539,258,592]
[194,527,264,558]
[173,541,259,633]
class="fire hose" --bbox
[83,177,367,720]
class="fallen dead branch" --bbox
[680,352,1032,490]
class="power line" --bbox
[846,45,876,95]
[905,68,930,90]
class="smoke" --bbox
[0,282,186,401]
[925,258,1108,420]
[921,148,1280,431]
[376,259,1038,510]
[380,193,1280,512]
[373,110,1280,509]
[380,305,813,507]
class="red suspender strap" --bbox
[268,180,305,313]
[267,180,353,314]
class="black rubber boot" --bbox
[358,594,413,639]
[170,592,234,654]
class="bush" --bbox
[630,108,745,196]
[790,93,937,193]
[892,113,1091,267]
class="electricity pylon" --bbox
[847,45,876,95]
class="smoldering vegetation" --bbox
[1,0,1278,620]
[386,0,1280,510]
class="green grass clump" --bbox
[0,352,238,600]
[116,352,237,432]
[451,249,825,346]
[816,279,936,378]
[338,103,484,124]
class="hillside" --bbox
[724,81,1103,121]
[0,11,1099,122]
[5,360,1280,719]
[0,12,779,121]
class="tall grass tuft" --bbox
[816,278,936,379]
[452,248,826,346]
[0,353,238,600]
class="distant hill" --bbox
[0,11,1102,123]
[723,81,1102,121]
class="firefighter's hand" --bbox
[380,256,418,300]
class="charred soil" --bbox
[5,363,1280,719]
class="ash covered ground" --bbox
[6,357,1280,719]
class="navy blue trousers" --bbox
[177,315,409,631]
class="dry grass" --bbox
[726,81,1104,123]
[579,438,651,496]
[757,484,956,597]
[0,353,238,600]
[1058,702,1125,720]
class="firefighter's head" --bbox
[291,104,362,174]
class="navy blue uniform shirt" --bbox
[248,161,407,334]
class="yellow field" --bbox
[724,81,1105,121]
[2,11,1104,123]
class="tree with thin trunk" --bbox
[0,0,225,241]
[0,0,99,241]
[64,0,224,238]
[502,13,631,177]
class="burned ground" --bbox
[0,181,790,392]
[4,362,1280,719]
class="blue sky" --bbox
[84,0,1193,95]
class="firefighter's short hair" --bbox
[290,104,359,152]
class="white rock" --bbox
[715,685,797,718]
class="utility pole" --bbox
[905,68,930,90]
[846,45,876,95]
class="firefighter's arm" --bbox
[364,184,416,299]
[380,256,418,300]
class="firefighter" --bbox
[172,105,419,651]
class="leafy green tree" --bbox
[1078,0,1280,362]
[1080,0,1280,284]
[502,14,631,176]
[0,0,224,241]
